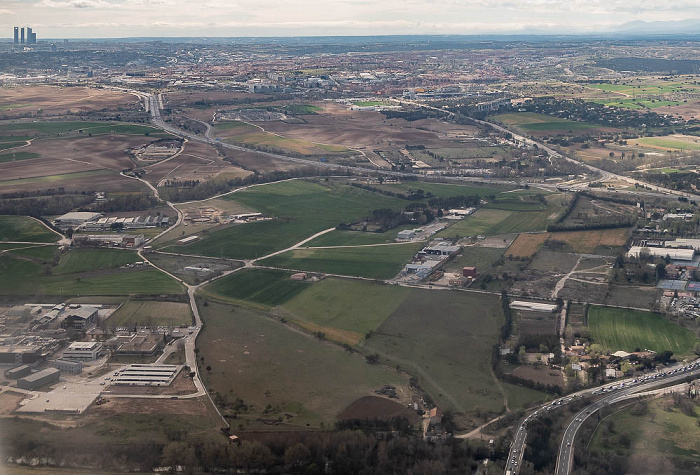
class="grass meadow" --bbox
[588,306,697,355]
[0,215,60,242]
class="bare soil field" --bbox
[0,134,157,193]
[103,372,196,396]
[219,146,309,172]
[144,140,251,186]
[550,228,630,254]
[262,109,444,151]
[0,169,146,194]
[508,233,548,258]
[0,391,24,415]
[0,86,139,119]
[517,310,558,334]
[337,395,420,424]
[510,366,564,387]
[164,90,270,108]
[603,285,660,309]
[90,395,210,417]
[558,279,609,304]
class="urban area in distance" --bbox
[0,22,700,475]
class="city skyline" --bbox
[1,0,700,38]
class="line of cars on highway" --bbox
[506,358,700,474]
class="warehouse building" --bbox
[52,359,83,374]
[111,364,181,386]
[53,212,102,229]
[5,364,32,379]
[17,368,60,390]
[60,307,99,331]
[62,341,103,360]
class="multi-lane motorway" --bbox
[506,359,700,475]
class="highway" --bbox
[505,359,700,475]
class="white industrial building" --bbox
[627,246,695,261]
[53,212,102,229]
[62,341,103,361]
[111,364,182,386]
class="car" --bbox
[567,442,571,446]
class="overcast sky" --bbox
[2,0,700,38]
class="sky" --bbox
[1,0,700,38]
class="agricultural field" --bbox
[7,245,58,261]
[444,246,507,274]
[549,228,630,254]
[145,252,242,285]
[107,299,192,327]
[0,254,183,296]
[260,243,422,280]
[363,290,506,422]
[163,179,410,259]
[0,151,41,163]
[508,228,629,257]
[374,181,512,198]
[304,225,417,247]
[507,233,549,258]
[282,279,411,345]
[53,248,140,274]
[634,134,700,151]
[491,112,599,133]
[0,216,59,242]
[200,268,311,308]
[0,121,166,138]
[0,85,141,119]
[588,397,700,473]
[438,195,564,239]
[213,121,357,157]
[197,301,410,427]
[588,306,698,355]
[0,120,177,194]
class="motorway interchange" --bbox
[506,359,700,475]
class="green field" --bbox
[363,290,506,418]
[589,397,700,470]
[0,169,117,187]
[438,195,563,238]
[53,248,140,274]
[164,180,409,259]
[501,381,550,410]
[7,244,57,261]
[445,246,507,274]
[198,301,407,427]
[283,278,410,344]
[0,215,59,242]
[0,255,183,296]
[260,243,421,279]
[200,268,311,308]
[304,225,416,247]
[492,112,598,132]
[108,300,192,327]
[0,151,40,162]
[588,306,698,355]
[375,181,512,198]
[0,121,168,137]
[284,104,321,114]
[636,136,700,151]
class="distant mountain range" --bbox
[613,19,700,36]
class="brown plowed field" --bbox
[0,86,139,119]
[508,228,629,257]
[337,395,420,424]
[144,140,251,185]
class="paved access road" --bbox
[555,359,700,475]
[506,359,700,475]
